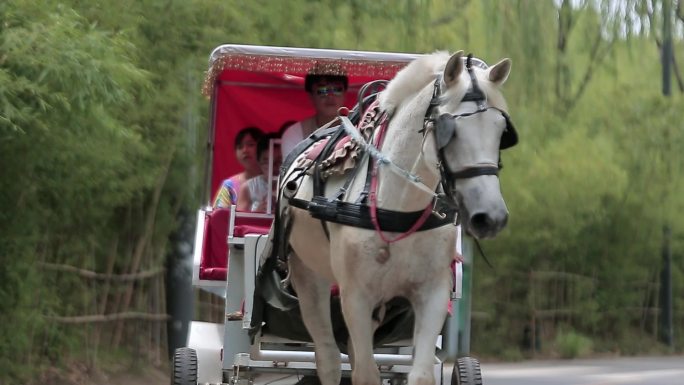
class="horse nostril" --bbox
[468,212,508,238]
[470,213,494,233]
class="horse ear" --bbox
[488,58,512,85]
[443,50,465,88]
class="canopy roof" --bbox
[203,44,421,202]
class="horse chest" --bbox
[368,241,452,292]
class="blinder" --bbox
[433,109,519,151]
[500,111,518,150]
[434,113,457,150]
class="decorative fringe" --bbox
[202,54,408,97]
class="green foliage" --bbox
[555,328,593,358]
[468,0,684,359]
[0,0,231,381]
[594,327,672,356]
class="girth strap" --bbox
[288,196,455,233]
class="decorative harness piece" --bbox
[284,54,518,241]
[285,103,457,236]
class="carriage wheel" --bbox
[172,347,198,385]
[451,357,483,385]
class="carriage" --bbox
[173,43,516,385]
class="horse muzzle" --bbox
[452,176,509,239]
[465,209,508,239]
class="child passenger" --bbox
[213,126,264,208]
[236,135,282,212]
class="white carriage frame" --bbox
[188,206,463,384]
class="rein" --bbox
[367,105,433,243]
[338,109,452,243]
[338,113,440,200]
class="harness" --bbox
[248,54,519,341]
[283,54,518,241]
[284,96,454,236]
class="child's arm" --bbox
[236,183,252,212]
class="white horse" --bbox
[281,51,514,385]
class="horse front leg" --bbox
[408,281,450,385]
[340,287,380,385]
[289,252,341,385]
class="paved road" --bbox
[479,356,684,385]
[254,356,683,385]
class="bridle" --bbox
[424,54,518,207]
[337,54,518,216]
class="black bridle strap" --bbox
[464,54,487,110]
[437,147,499,202]
[422,77,442,125]
[450,166,499,179]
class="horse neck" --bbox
[375,85,440,212]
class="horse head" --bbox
[431,51,517,239]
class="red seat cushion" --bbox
[199,210,273,281]
[233,215,273,238]
[199,209,231,281]
[233,216,272,237]
[234,225,271,237]
[234,215,273,228]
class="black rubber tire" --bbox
[172,347,198,385]
[452,356,483,385]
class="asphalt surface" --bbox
[479,356,684,385]
[254,356,684,385]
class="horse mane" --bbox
[379,51,451,115]
[477,76,508,112]
[379,51,509,114]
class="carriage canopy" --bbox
[202,44,421,202]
